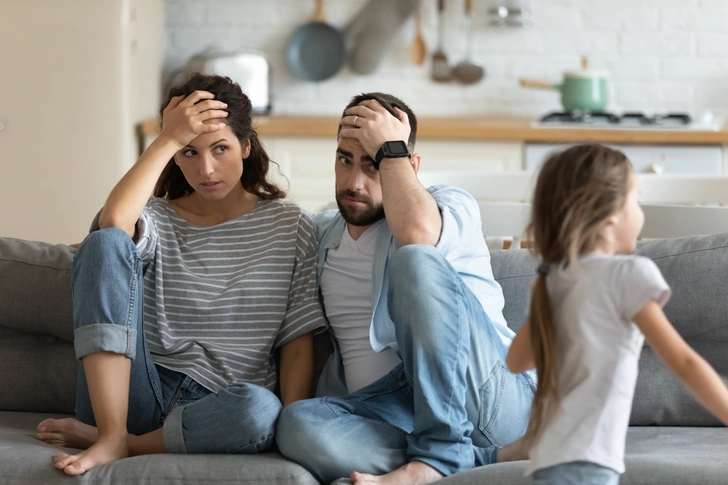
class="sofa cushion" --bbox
[490,233,728,427]
[0,411,320,485]
[0,328,76,414]
[0,238,74,342]
[438,426,728,485]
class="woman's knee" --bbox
[73,228,138,280]
[221,384,282,450]
[76,228,134,259]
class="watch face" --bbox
[384,141,410,157]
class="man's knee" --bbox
[388,245,447,296]
[276,399,324,459]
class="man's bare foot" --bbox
[37,418,99,449]
[52,433,128,475]
[351,461,444,485]
[497,436,528,463]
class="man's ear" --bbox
[410,153,421,173]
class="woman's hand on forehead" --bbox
[160,90,229,149]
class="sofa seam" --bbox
[0,258,71,271]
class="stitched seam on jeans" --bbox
[485,363,507,436]
[125,257,139,355]
[350,377,410,400]
[229,431,275,454]
[165,376,193,416]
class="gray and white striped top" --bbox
[135,197,326,392]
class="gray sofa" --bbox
[1,233,727,485]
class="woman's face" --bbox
[174,124,250,201]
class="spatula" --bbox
[431,0,450,82]
[452,0,485,84]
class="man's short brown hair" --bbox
[338,92,418,152]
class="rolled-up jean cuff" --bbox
[163,405,188,454]
[74,324,136,360]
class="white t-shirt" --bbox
[320,221,402,393]
[527,253,671,476]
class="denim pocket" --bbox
[478,361,534,447]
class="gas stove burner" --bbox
[541,111,620,124]
[539,111,693,126]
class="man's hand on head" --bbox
[339,99,411,159]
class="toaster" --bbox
[180,51,272,115]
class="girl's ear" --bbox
[605,213,619,227]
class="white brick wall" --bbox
[164,0,728,119]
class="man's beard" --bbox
[336,190,385,227]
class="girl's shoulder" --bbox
[606,254,662,280]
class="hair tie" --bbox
[537,264,551,276]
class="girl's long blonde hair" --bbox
[522,143,632,447]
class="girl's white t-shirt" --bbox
[526,253,671,476]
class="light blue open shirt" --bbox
[314,185,515,397]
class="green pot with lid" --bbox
[519,57,609,112]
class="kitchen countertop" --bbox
[139,116,728,145]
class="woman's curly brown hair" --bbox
[153,73,285,201]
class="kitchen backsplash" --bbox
[165,0,728,118]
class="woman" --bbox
[36,74,326,475]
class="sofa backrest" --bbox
[0,238,76,414]
[491,233,728,426]
[2,234,728,426]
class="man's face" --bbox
[334,136,384,227]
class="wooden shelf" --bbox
[139,115,728,145]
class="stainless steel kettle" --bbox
[170,51,272,115]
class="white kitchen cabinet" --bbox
[524,143,724,175]
[260,136,524,213]
[0,0,164,243]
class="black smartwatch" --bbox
[373,140,411,169]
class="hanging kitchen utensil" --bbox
[285,0,346,82]
[431,0,450,82]
[411,1,427,66]
[452,0,484,84]
[519,56,609,112]
[345,0,418,75]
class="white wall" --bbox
[0,0,164,244]
[164,0,728,119]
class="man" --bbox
[276,93,535,485]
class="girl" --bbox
[507,143,728,484]
[36,74,327,475]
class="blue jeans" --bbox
[276,245,535,482]
[72,228,281,454]
[533,461,620,485]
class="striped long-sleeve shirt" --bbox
[135,197,326,392]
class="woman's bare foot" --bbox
[37,418,99,449]
[496,436,528,463]
[351,461,444,485]
[52,433,129,475]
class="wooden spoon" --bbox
[411,1,426,65]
